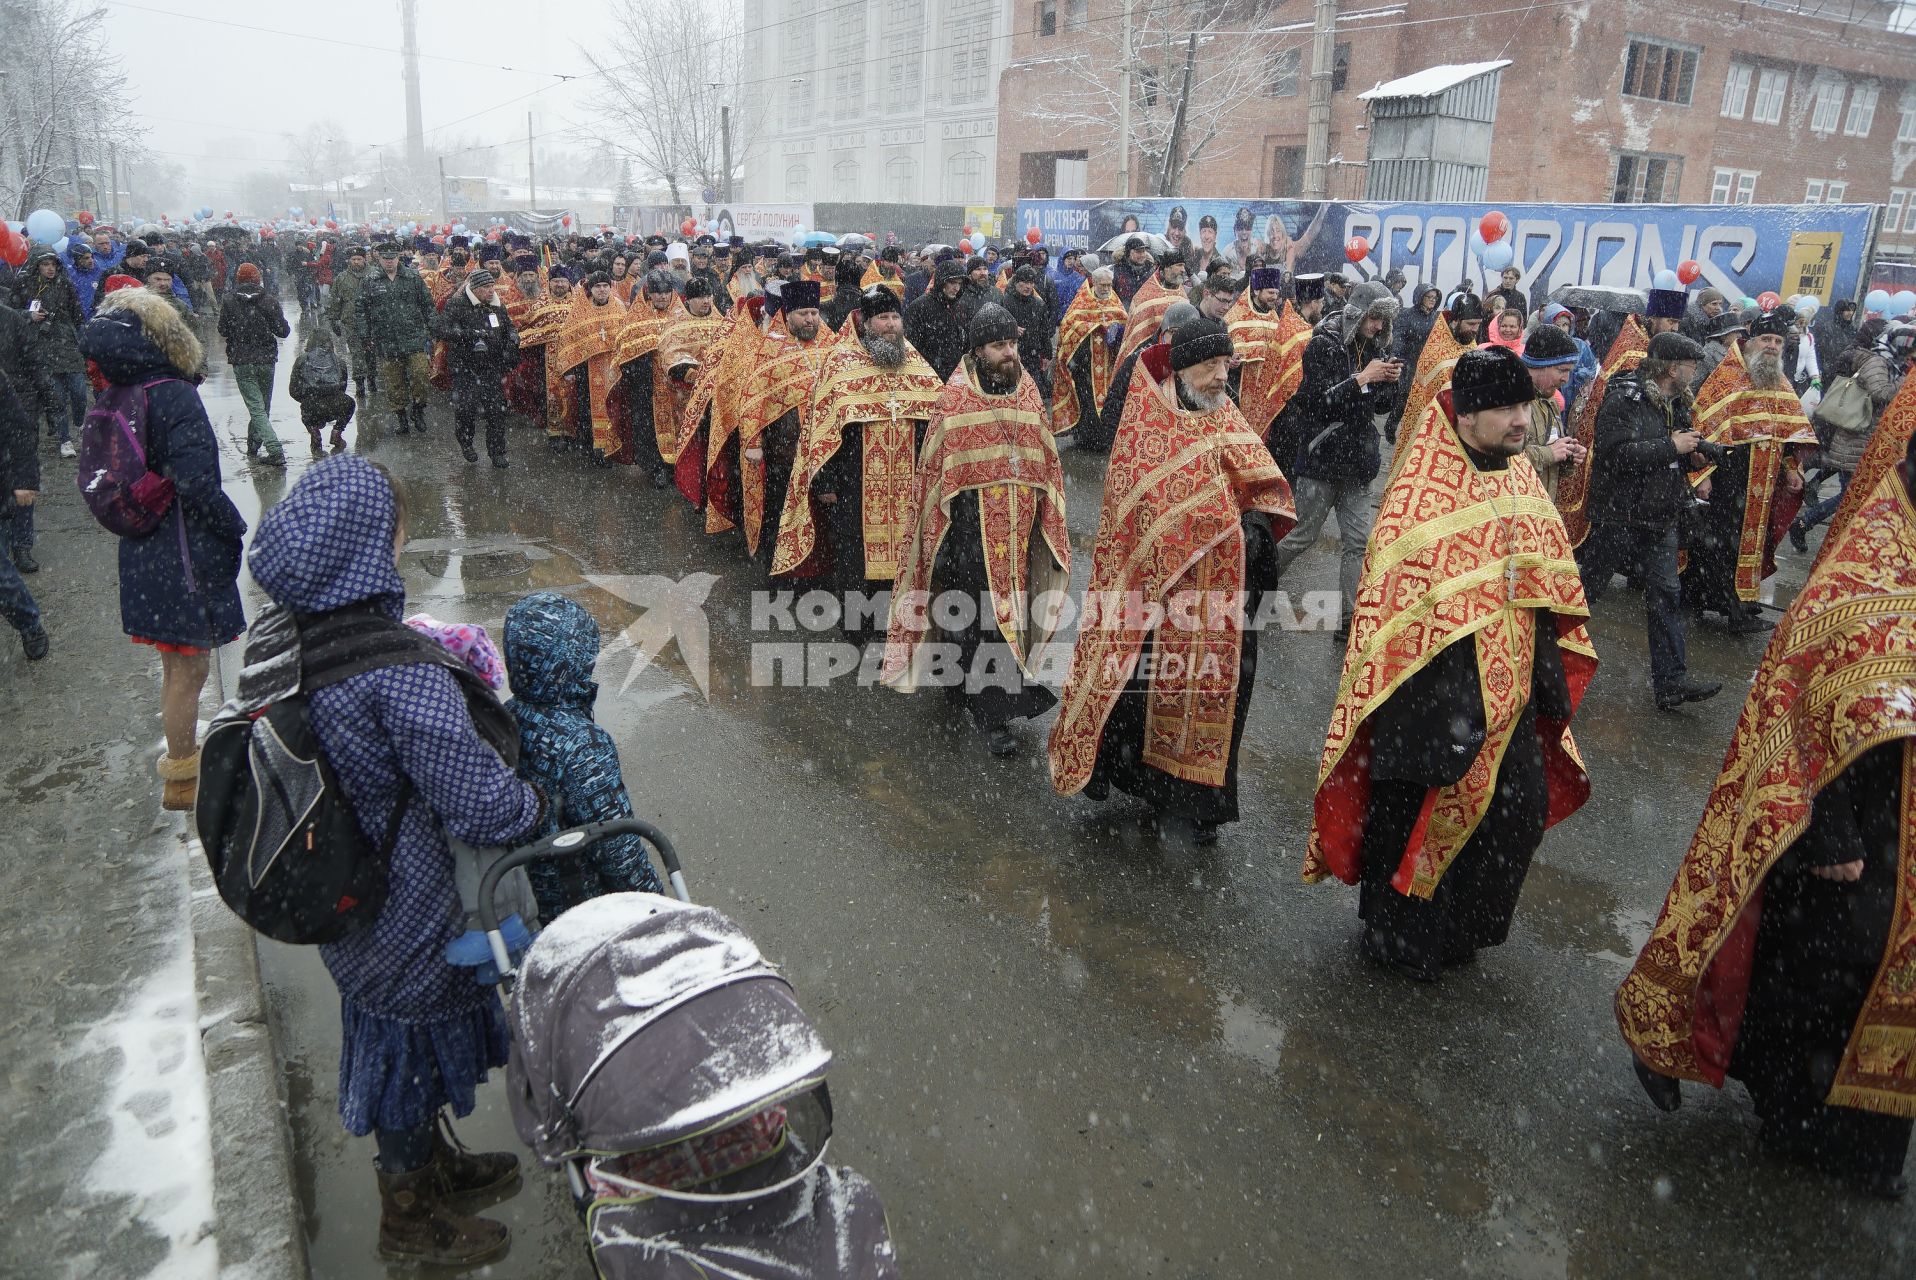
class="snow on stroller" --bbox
[478,817,899,1278]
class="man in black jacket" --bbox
[218,263,291,465]
[13,250,86,459]
[904,259,970,381]
[1577,330,1722,711]
[433,270,519,467]
[0,367,46,658]
[1002,265,1055,399]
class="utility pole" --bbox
[1157,33,1197,197]
[1116,0,1133,197]
[400,0,426,169]
[109,143,120,223]
[437,155,449,224]
[720,104,733,203]
[527,111,537,211]
[1302,0,1335,199]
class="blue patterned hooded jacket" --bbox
[248,455,544,1136]
[503,591,664,918]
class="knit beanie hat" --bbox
[234,263,262,285]
[1520,323,1580,368]
[1170,316,1232,370]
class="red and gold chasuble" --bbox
[859,262,904,300]
[1048,345,1296,794]
[1616,417,1916,1115]
[881,361,1071,691]
[1307,393,1597,898]
[709,330,836,555]
[802,265,837,307]
[1558,317,1649,548]
[1049,287,1126,436]
[603,303,674,466]
[610,274,638,306]
[1386,316,1468,485]
[1115,274,1185,368]
[513,295,574,435]
[1226,295,1310,436]
[654,311,726,463]
[676,302,766,508]
[772,343,945,580]
[1688,344,1820,600]
[550,294,628,454]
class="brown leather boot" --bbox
[157,751,199,812]
[375,1164,509,1266]
[430,1111,522,1208]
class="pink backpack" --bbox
[76,377,180,537]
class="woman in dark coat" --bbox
[248,455,545,1266]
[1384,284,1441,443]
[78,287,247,810]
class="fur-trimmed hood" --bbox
[82,287,205,384]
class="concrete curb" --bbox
[187,845,311,1280]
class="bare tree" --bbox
[1025,0,1290,196]
[577,0,767,204]
[0,0,130,218]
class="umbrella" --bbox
[1547,284,1646,315]
[795,230,839,248]
[1099,231,1172,257]
[919,243,954,257]
[836,233,874,252]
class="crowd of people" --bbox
[4,206,1916,1261]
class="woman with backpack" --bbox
[288,326,355,455]
[1792,317,1908,549]
[247,455,546,1267]
[77,287,247,810]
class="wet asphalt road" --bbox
[6,304,1909,1278]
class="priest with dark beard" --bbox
[1620,395,1916,1202]
[1306,347,1598,982]
[774,285,945,644]
[1084,302,1199,453]
[1049,317,1296,845]
[883,304,1070,756]
[608,268,684,483]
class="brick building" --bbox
[997,0,1916,254]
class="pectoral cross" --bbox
[885,396,903,424]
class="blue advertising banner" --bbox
[1015,199,1876,306]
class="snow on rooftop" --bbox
[1357,59,1512,102]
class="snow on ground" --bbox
[73,921,218,1279]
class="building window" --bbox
[832,9,866,120]
[1037,0,1056,36]
[784,163,810,201]
[943,150,984,203]
[1825,180,1846,203]
[1804,179,1824,203]
[885,31,923,113]
[1064,0,1086,30]
[1809,77,1845,134]
[1900,105,1916,144]
[1712,166,1758,204]
[1268,48,1301,98]
[1843,82,1879,137]
[1332,42,1351,93]
[1612,151,1682,204]
[947,18,989,104]
[886,155,917,202]
[1735,171,1757,204]
[832,157,860,201]
[1752,67,1788,124]
[1720,60,1752,118]
[1888,189,1915,235]
[1621,36,1698,105]
[1270,144,1305,197]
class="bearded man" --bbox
[549,270,628,464]
[775,285,945,643]
[1226,266,1312,445]
[1307,346,1597,982]
[608,269,686,482]
[1049,317,1295,845]
[883,304,1070,757]
[1050,266,1127,437]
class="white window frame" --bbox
[831,157,860,201]
[885,155,916,203]
[1810,78,1846,134]
[1890,189,1913,237]
[1900,106,1916,145]
[1752,68,1788,125]
[1711,167,1736,204]
[1720,61,1752,119]
[1844,83,1879,137]
[1826,180,1847,203]
[784,163,810,201]
[1734,171,1758,204]
[1804,179,1825,204]
[943,150,984,203]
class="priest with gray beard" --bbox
[772,286,946,642]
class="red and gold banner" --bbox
[551,294,628,454]
[1386,316,1468,485]
[882,360,1071,691]
[1690,343,1820,600]
[1048,345,1296,794]
[1557,317,1648,547]
[1050,287,1127,436]
[1616,457,1916,1115]
[773,343,944,580]
[1115,274,1185,367]
[1307,392,1597,898]
[1226,296,1310,436]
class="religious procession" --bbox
[8,0,1916,1276]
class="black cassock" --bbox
[751,408,804,582]
[1679,445,1760,622]
[1358,614,1572,978]
[1083,512,1279,825]
[1730,742,1913,1180]
[1078,343,1149,454]
[619,353,670,483]
[927,491,1056,731]
[809,418,931,648]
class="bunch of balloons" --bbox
[1864,288,1916,317]
[1466,210,1515,272]
[0,223,27,267]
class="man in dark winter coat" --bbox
[325,244,375,402]
[217,264,291,465]
[358,241,437,436]
[13,250,85,461]
[0,368,46,659]
[1113,236,1156,307]
[433,269,520,467]
[1271,280,1403,630]
[1577,330,1723,711]
[904,259,971,381]
[1002,265,1056,399]
[1384,284,1442,442]
[1812,298,1860,368]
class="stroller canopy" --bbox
[508,894,833,1164]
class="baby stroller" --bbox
[478,818,899,1278]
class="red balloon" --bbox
[1025,226,1042,246]
[325,219,337,229]
[958,238,972,255]
[680,217,697,237]
[1676,259,1702,286]
[1478,211,1510,244]
[75,210,94,227]
[1756,290,1782,312]
[1344,235,1370,264]
[962,225,972,236]
[561,215,572,228]
[0,225,26,268]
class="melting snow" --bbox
[1358,59,1512,101]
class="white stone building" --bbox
[737,0,1010,206]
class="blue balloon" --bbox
[1888,290,1916,318]
[24,208,64,244]
[1866,289,1893,314]
[51,236,68,254]
[1480,240,1515,272]
[1467,229,1488,258]
[1653,268,1680,291]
